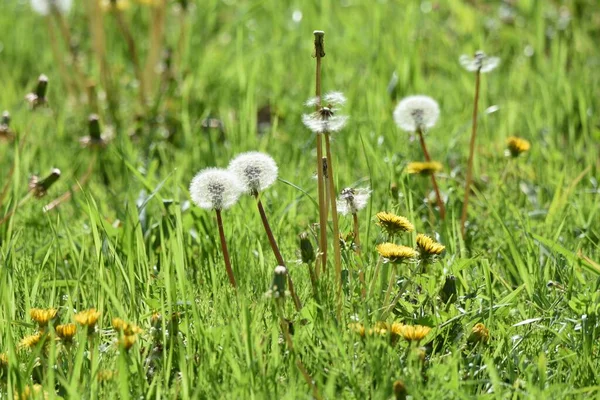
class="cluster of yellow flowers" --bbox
[349,321,432,343]
[112,318,143,350]
[375,212,445,263]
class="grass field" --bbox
[1,0,600,398]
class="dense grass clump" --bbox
[1,0,599,398]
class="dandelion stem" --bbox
[51,8,86,95]
[255,194,302,311]
[314,31,327,278]
[352,212,361,255]
[45,17,75,96]
[113,9,147,111]
[460,69,481,237]
[215,209,237,289]
[417,129,445,220]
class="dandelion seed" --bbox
[30,308,58,330]
[189,168,243,211]
[302,91,349,134]
[228,151,278,194]
[396,324,431,342]
[406,161,443,176]
[376,212,414,236]
[393,95,440,133]
[56,323,77,343]
[459,51,500,73]
[468,323,490,344]
[506,136,531,157]
[30,0,72,15]
[376,243,418,263]
[416,234,445,257]
[336,187,371,216]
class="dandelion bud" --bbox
[29,168,61,198]
[393,379,407,400]
[80,114,111,148]
[393,95,439,133]
[228,151,278,195]
[299,232,315,264]
[0,111,13,141]
[336,187,370,216]
[31,0,73,16]
[468,322,490,344]
[440,275,457,304]
[270,265,288,298]
[313,30,325,58]
[25,74,49,108]
[189,168,243,211]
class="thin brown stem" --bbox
[314,32,327,278]
[417,130,445,220]
[325,133,343,318]
[352,213,361,255]
[255,195,302,311]
[114,10,147,110]
[460,70,481,237]
[215,209,237,289]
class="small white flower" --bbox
[31,0,72,15]
[393,95,440,133]
[337,187,371,215]
[302,91,349,134]
[459,51,500,73]
[189,168,243,210]
[228,151,278,194]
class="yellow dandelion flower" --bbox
[56,324,77,343]
[100,0,130,12]
[348,323,366,337]
[74,308,100,334]
[97,369,117,382]
[30,308,58,329]
[112,318,143,335]
[416,234,445,257]
[468,323,490,344]
[0,352,8,367]
[397,325,431,342]
[406,161,443,176]
[118,334,138,351]
[19,333,46,349]
[376,243,418,263]
[368,321,390,337]
[393,379,407,400]
[506,136,530,157]
[15,384,47,400]
[376,212,414,236]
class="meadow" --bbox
[1,0,599,398]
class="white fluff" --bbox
[305,91,347,108]
[31,0,72,15]
[189,168,243,210]
[393,95,440,133]
[459,51,500,73]
[336,187,371,215]
[303,91,349,134]
[228,151,278,194]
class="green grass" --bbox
[1,0,600,398]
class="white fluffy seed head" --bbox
[336,187,371,215]
[393,95,440,133]
[305,91,347,108]
[189,168,243,210]
[228,151,278,194]
[459,51,500,73]
[31,0,72,15]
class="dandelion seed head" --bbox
[337,187,371,215]
[459,51,500,73]
[303,91,348,134]
[31,0,72,15]
[189,168,242,210]
[393,95,440,132]
[228,151,278,194]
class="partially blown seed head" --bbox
[393,95,440,133]
[302,91,349,134]
[228,151,278,194]
[459,51,500,73]
[337,187,371,215]
[189,168,243,210]
[31,0,72,15]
